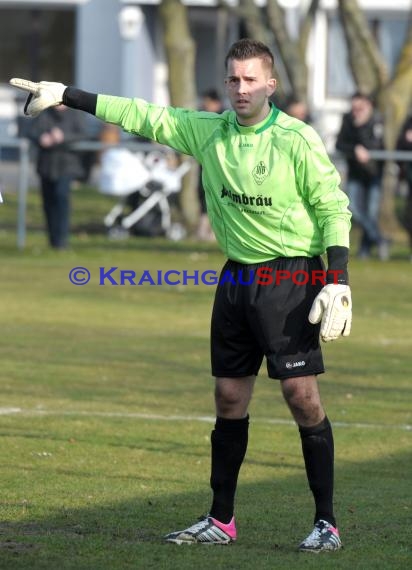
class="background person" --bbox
[284,96,312,124]
[336,92,388,260]
[10,38,352,553]
[28,104,86,249]
[396,114,412,261]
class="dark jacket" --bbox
[29,106,86,181]
[336,111,385,182]
[396,116,412,185]
[397,116,412,151]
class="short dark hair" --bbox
[351,91,374,104]
[225,38,274,74]
[202,88,222,102]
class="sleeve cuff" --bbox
[63,87,98,115]
[326,245,349,285]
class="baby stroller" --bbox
[98,146,191,240]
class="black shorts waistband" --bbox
[226,256,322,271]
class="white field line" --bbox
[0,407,411,431]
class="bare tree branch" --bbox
[338,0,388,95]
[379,16,412,149]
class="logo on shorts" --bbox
[285,360,306,370]
[252,161,269,185]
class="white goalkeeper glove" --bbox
[9,78,67,117]
[308,284,352,343]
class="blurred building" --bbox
[0,0,410,148]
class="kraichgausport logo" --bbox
[69,267,344,286]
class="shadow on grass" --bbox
[0,449,410,570]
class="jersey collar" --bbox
[234,102,279,134]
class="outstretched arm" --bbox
[10,78,197,157]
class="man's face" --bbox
[225,57,276,126]
[202,96,222,113]
[351,97,373,126]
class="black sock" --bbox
[299,416,336,527]
[209,415,249,524]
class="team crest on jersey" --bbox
[252,161,268,185]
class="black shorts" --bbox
[211,257,325,380]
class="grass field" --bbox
[0,186,411,569]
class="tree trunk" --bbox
[377,16,412,238]
[378,15,412,151]
[266,0,307,101]
[337,0,388,95]
[379,162,406,239]
[158,0,200,234]
[159,0,197,108]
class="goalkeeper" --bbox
[10,38,351,553]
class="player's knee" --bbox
[214,376,254,417]
[215,385,240,407]
[282,381,323,424]
[215,383,247,416]
[289,399,322,425]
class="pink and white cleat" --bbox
[299,519,342,553]
[165,514,237,545]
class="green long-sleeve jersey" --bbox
[96,96,351,264]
